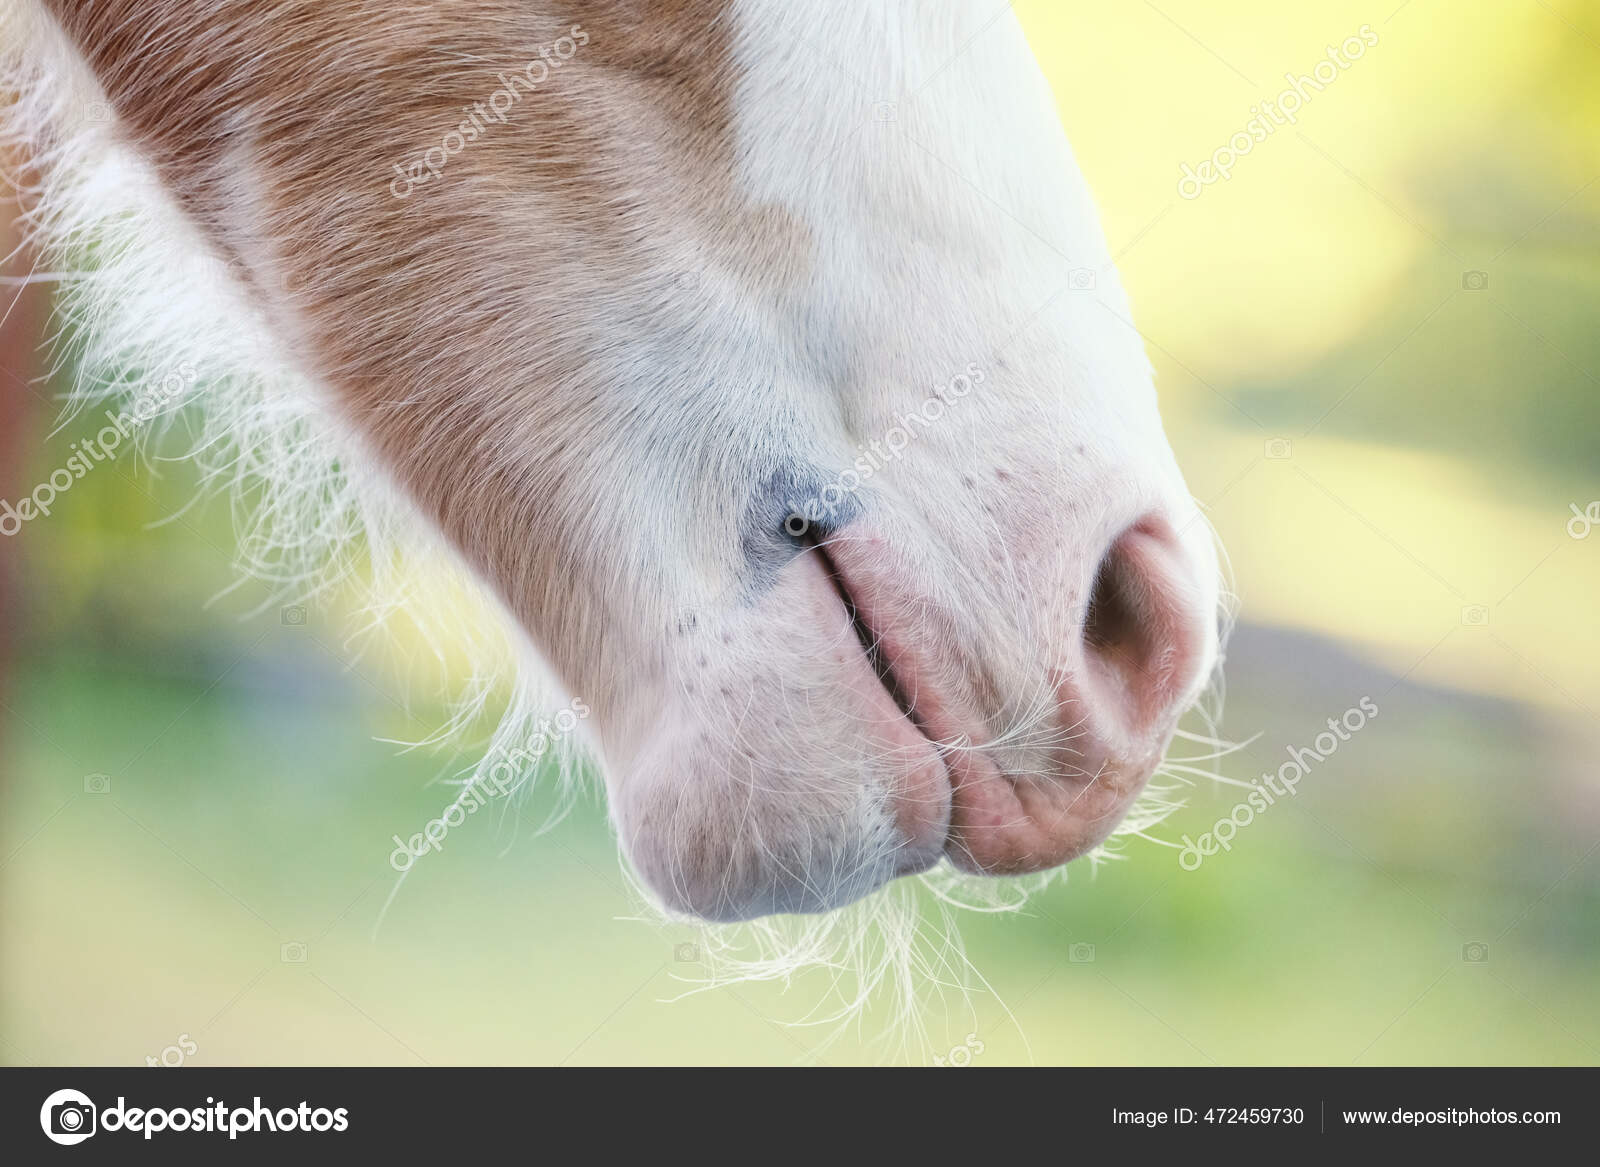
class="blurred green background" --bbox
[3,0,1597,1064]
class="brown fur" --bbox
[42,1,785,704]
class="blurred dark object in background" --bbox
[1,157,43,715]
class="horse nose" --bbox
[947,515,1216,875]
[1078,516,1214,744]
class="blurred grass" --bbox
[4,643,1597,1065]
[3,0,1598,1064]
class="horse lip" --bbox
[807,531,992,770]
[811,532,993,756]
[806,534,959,865]
[807,535,924,732]
[810,530,1042,873]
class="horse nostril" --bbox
[1084,546,1139,657]
[1079,518,1207,738]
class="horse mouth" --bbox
[806,531,963,875]
[800,514,1214,880]
[809,535,924,732]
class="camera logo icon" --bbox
[1069,942,1096,964]
[1460,605,1490,627]
[40,1088,97,1146]
[872,101,898,123]
[1461,270,1489,291]
[1068,267,1097,291]
[280,941,308,963]
[673,942,701,963]
[1264,437,1293,460]
[83,773,111,795]
[280,605,308,627]
[1462,942,1489,963]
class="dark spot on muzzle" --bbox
[741,464,865,590]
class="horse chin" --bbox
[611,546,953,922]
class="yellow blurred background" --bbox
[1036,0,1600,712]
[3,0,1596,1065]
